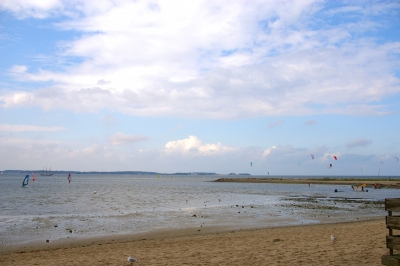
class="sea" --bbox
[0,173,398,249]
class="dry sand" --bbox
[0,218,388,266]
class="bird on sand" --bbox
[127,256,138,263]
[331,235,338,243]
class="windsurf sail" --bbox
[68,174,72,183]
[22,175,29,187]
[33,173,37,182]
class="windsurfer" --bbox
[22,175,29,187]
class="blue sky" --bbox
[1,0,399,175]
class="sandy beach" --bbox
[0,218,388,266]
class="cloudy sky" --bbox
[1,0,399,176]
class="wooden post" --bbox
[389,210,393,255]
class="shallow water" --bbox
[0,174,397,248]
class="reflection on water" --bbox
[0,174,396,247]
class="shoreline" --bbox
[214,177,400,188]
[0,217,388,265]
[0,224,237,254]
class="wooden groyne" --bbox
[382,198,400,266]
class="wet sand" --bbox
[0,218,388,266]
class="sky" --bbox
[0,0,400,176]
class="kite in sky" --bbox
[250,162,252,167]
[311,154,314,160]
[333,156,337,160]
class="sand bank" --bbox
[0,218,388,265]
[215,177,400,188]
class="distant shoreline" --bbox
[214,177,400,188]
[0,170,217,175]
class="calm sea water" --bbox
[0,174,398,248]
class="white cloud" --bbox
[304,119,316,126]
[102,114,117,126]
[9,65,28,74]
[0,123,65,132]
[0,136,61,146]
[165,135,235,156]
[0,130,395,174]
[82,144,106,154]
[262,145,305,158]
[346,138,373,149]
[3,41,398,118]
[262,146,276,157]
[0,136,117,170]
[321,152,340,161]
[0,0,63,19]
[164,136,199,154]
[268,120,284,129]
[1,1,399,119]
[97,79,110,85]
[109,132,148,145]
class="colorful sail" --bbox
[22,175,29,187]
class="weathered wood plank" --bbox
[386,198,400,212]
[387,236,400,250]
[382,254,400,266]
[387,216,400,230]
